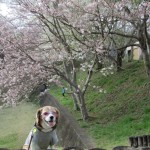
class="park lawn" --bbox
[0,102,38,149]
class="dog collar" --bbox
[34,123,43,132]
[34,124,55,133]
[33,127,37,133]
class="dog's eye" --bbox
[52,112,57,115]
[43,112,49,116]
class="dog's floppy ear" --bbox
[55,108,60,119]
[36,108,42,126]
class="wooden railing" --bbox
[129,135,150,148]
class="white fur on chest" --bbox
[27,128,58,150]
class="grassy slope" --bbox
[0,102,38,149]
[50,61,150,150]
[0,61,149,149]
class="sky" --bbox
[0,2,10,16]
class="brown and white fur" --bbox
[23,106,60,150]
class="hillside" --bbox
[0,61,149,149]
[50,61,150,150]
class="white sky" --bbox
[0,3,10,16]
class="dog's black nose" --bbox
[50,116,54,120]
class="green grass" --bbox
[1,61,149,149]
[50,61,150,150]
[0,102,38,149]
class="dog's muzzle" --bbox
[44,113,56,127]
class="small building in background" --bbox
[125,42,143,62]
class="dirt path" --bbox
[39,91,96,149]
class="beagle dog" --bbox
[23,106,60,150]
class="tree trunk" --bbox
[70,59,80,110]
[77,91,89,120]
[116,52,123,72]
[72,93,80,111]
[96,54,103,70]
[138,16,150,79]
[138,28,150,78]
[70,86,80,111]
[63,60,80,110]
[141,44,150,78]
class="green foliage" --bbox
[132,0,143,5]
[113,0,144,5]
[144,107,150,114]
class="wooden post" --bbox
[143,135,148,147]
[148,135,150,147]
[133,137,138,148]
[138,136,143,147]
[129,136,134,147]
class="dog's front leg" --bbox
[48,145,57,150]
[22,145,29,150]
[22,129,33,150]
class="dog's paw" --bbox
[22,145,29,150]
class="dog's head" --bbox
[36,106,60,132]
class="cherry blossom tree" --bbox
[1,0,149,120]
[69,0,150,75]
[0,0,97,120]
[0,14,49,107]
